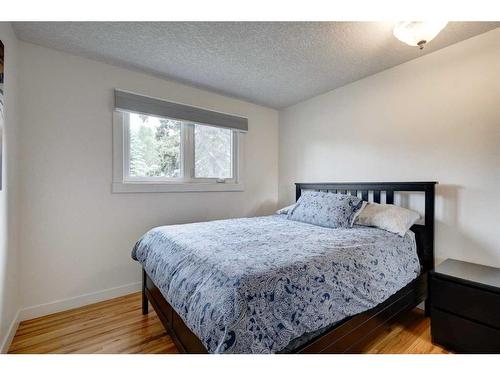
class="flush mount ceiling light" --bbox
[393,21,448,50]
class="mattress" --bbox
[132,215,420,353]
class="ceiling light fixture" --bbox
[393,21,448,50]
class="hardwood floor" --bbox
[357,308,449,354]
[9,293,179,354]
[8,292,448,354]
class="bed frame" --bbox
[141,181,437,353]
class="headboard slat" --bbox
[361,190,368,201]
[386,190,394,204]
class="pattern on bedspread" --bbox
[132,215,420,353]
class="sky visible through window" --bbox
[194,124,232,179]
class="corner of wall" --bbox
[0,21,21,353]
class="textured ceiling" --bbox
[12,22,500,108]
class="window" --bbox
[123,111,238,182]
[113,90,248,193]
[115,111,242,192]
[112,91,246,193]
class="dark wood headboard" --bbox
[295,182,437,273]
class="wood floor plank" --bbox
[8,292,448,354]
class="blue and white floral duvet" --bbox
[132,215,420,353]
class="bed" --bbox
[133,181,436,353]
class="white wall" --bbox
[279,28,500,267]
[17,42,279,315]
[0,23,20,352]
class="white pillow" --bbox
[355,202,420,236]
[275,204,296,215]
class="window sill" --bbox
[112,181,244,193]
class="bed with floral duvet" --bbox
[132,211,421,353]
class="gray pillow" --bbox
[355,202,421,236]
[287,191,365,228]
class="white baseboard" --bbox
[18,281,142,322]
[0,310,20,354]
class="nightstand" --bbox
[430,259,500,353]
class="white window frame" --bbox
[112,111,244,193]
